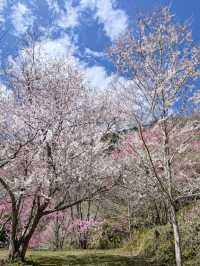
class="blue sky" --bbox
[0,0,200,89]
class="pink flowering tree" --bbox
[109,7,200,266]
[26,211,101,250]
[67,199,102,249]
[0,198,67,250]
[0,42,120,262]
[69,218,101,249]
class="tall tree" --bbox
[0,44,119,262]
[109,7,200,266]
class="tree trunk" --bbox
[8,241,20,262]
[8,206,20,261]
[162,121,182,266]
[79,233,88,249]
[127,200,132,241]
[170,203,182,266]
[8,241,28,262]
[20,238,31,262]
[8,214,41,262]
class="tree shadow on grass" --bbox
[34,254,156,266]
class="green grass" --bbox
[0,249,158,266]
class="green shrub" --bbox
[124,225,175,265]
[124,203,200,265]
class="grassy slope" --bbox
[124,203,200,266]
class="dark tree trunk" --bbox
[79,236,88,249]
[8,214,41,262]
[8,242,21,262]
[8,240,29,262]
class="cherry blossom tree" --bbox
[109,7,200,266]
[0,43,120,262]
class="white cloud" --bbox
[8,33,79,77]
[80,0,128,41]
[96,0,128,41]
[80,0,96,9]
[35,34,76,60]
[84,48,105,58]
[57,1,79,29]
[0,84,12,98]
[84,65,113,90]
[11,2,34,35]
[0,0,6,9]
[0,0,7,22]
[47,0,128,41]
[45,0,60,13]
[0,0,7,15]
